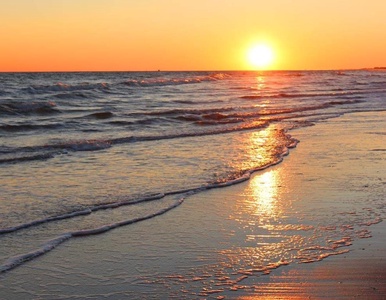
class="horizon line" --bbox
[0,67,382,74]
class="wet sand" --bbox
[237,220,386,299]
[0,111,385,299]
[238,111,386,299]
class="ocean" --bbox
[1,70,385,277]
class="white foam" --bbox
[0,234,72,274]
[0,197,185,274]
[0,194,165,235]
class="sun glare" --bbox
[247,44,274,69]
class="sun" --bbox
[247,44,274,69]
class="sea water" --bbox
[0,70,385,275]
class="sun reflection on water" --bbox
[248,170,280,222]
[227,126,293,239]
[255,74,266,91]
[231,125,288,173]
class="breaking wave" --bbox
[0,101,60,115]
[121,73,230,87]
[24,82,110,94]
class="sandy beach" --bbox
[1,110,385,299]
[249,220,386,299]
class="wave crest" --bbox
[24,82,110,94]
[121,73,230,87]
[0,101,59,115]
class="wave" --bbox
[0,196,184,274]
[0,139,112,164]
[0,193,165,235]
[53,91,91,99]
[175,113,244,125]
[85,111,114,119]
[121,73,230,87]
[172,99,224,105]
[13,74,230,104]
[47,139,112,152]
[175,99,363,125]
[24,82,110,94]
[196,118,244,126]
[0,122,63,132]
[108,117,171,127]
[0,234,73,274]
[143,99,363,119]
[240,90,367,100]
[0,153,55,164]
[110,120,268,145]
[141,106,236,117]
[0,101,60,115]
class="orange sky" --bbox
[1,0,386,72]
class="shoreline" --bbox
[1,110,385,299]
[235,219,386,299]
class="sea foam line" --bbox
[0,193,165,235]
[0,234,72,274]
[0,169,262,274]
[0,196,187,274]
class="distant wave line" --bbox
[0,98,363,165]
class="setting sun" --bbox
[247,44,274,69]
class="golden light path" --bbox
[240,127,284,228]
[249,170,279,222]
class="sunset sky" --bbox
[1,0,386,72]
